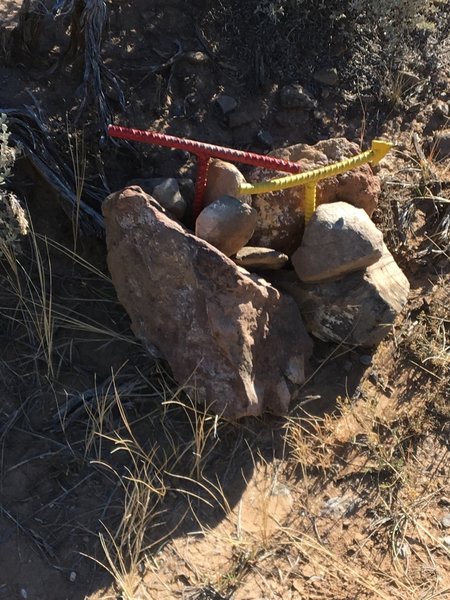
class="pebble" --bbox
[359,354,373,366]
[396,542,411,559]
[20,590,28,599]
[216,94,238,115]
[441,513,450,528]
[441,536,450,548]
[321,495,352,517]
[69,571,77,583]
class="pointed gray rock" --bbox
[152,178,186,219]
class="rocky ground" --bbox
[0,1,449,599]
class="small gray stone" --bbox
[127,177,193,205]
[359,354,373,366]
[234,247,289,270]
[279,84,317,109]
[195,196,257,257]
[313,67,339,86]
[256,129,274,149]
[321,495,356,517]
[216,94,238,115]
[441,536,450,548]
[441,513,450,528]
[152,178,187,219]
[292,202,384,283]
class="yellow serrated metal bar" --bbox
[238,139,392,222]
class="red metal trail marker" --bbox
[107,125,302,217]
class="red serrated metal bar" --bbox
[107,125,302,217]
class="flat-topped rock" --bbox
[234,247,289,270]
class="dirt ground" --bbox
[0,1,449,599]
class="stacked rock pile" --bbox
[103,138,410,419]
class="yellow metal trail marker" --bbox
[238,140,393,222]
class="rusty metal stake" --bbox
[107,125,302,217]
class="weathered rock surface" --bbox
[234,247,289,271]
[292,202,384,282]
[103,186,313,418]
[152,178,186,219]
[203,159,250,206]
[269,244,409,347]
[248,138,381,254]
[279,84,317,109]
[195,196,257,257]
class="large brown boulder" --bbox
[248,138,381,255]
[103,186,313,419]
